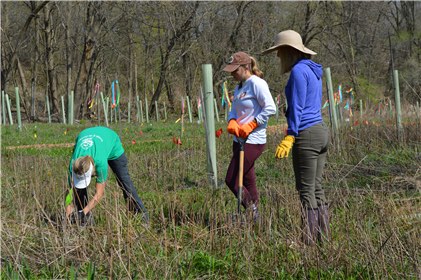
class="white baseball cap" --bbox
[72,162,94,189]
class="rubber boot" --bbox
[318,204,330,243]
[301,207,319,246]
[244,203,259,224]
[251,204,259,223]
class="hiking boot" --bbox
[252,208,259,223]
[245,203,259,223]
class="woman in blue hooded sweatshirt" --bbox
[262,30,330,245]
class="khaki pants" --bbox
[292,122,329,209]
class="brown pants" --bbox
[225,141,265,208]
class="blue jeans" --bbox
[292,123,329,209]
[108,153,149,218]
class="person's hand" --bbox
[65,204,75,218]
[275,135,295,158]
[78,210,87,221]
[68,210,93,226]
[78,210,93,226]
[68,210,78,224]
[227,119,240,137]
[239,119,258,138]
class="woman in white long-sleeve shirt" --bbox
[223,51,276,221]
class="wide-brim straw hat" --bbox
[262,30,317,55]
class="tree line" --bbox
[1,1,420,122]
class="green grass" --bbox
[1,118,420,279]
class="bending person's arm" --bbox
[82,182,105,214]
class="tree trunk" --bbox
[150,2,199,113]
[165,80,175,111]
[74,2,103,119]
[134,50,138,101]
[16,57,31,120]
[44,3,60,115]
[30,1,40,120]
[64,3,72,109]
[128,34,133,120]
[212,1,252,111]
[2,2,49,118]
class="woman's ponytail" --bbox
[250,56,263,78]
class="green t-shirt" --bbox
[69,126,124,183]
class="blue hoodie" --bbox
[285,59,323,136]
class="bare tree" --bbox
[148,1,200,115]
[73,1,106,119]
[43,2,60,116]
[1,1,419,123]
[1,1,49,120]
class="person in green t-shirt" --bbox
[65,126,148,224]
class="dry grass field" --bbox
[1,114,420,279]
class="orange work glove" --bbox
[275,135,295,158]
[227,119,240,137]
[238,119,258,139]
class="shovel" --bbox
[237,138,246,214]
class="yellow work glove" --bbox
[275,135,295,158]
[238,119,258,139]
[227,119,240,137]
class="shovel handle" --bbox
[238,149,244,189]
[237,138,246,214]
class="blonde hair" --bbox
[249,56,263,78]
[278,46,312,74]
[73,156,93,175]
